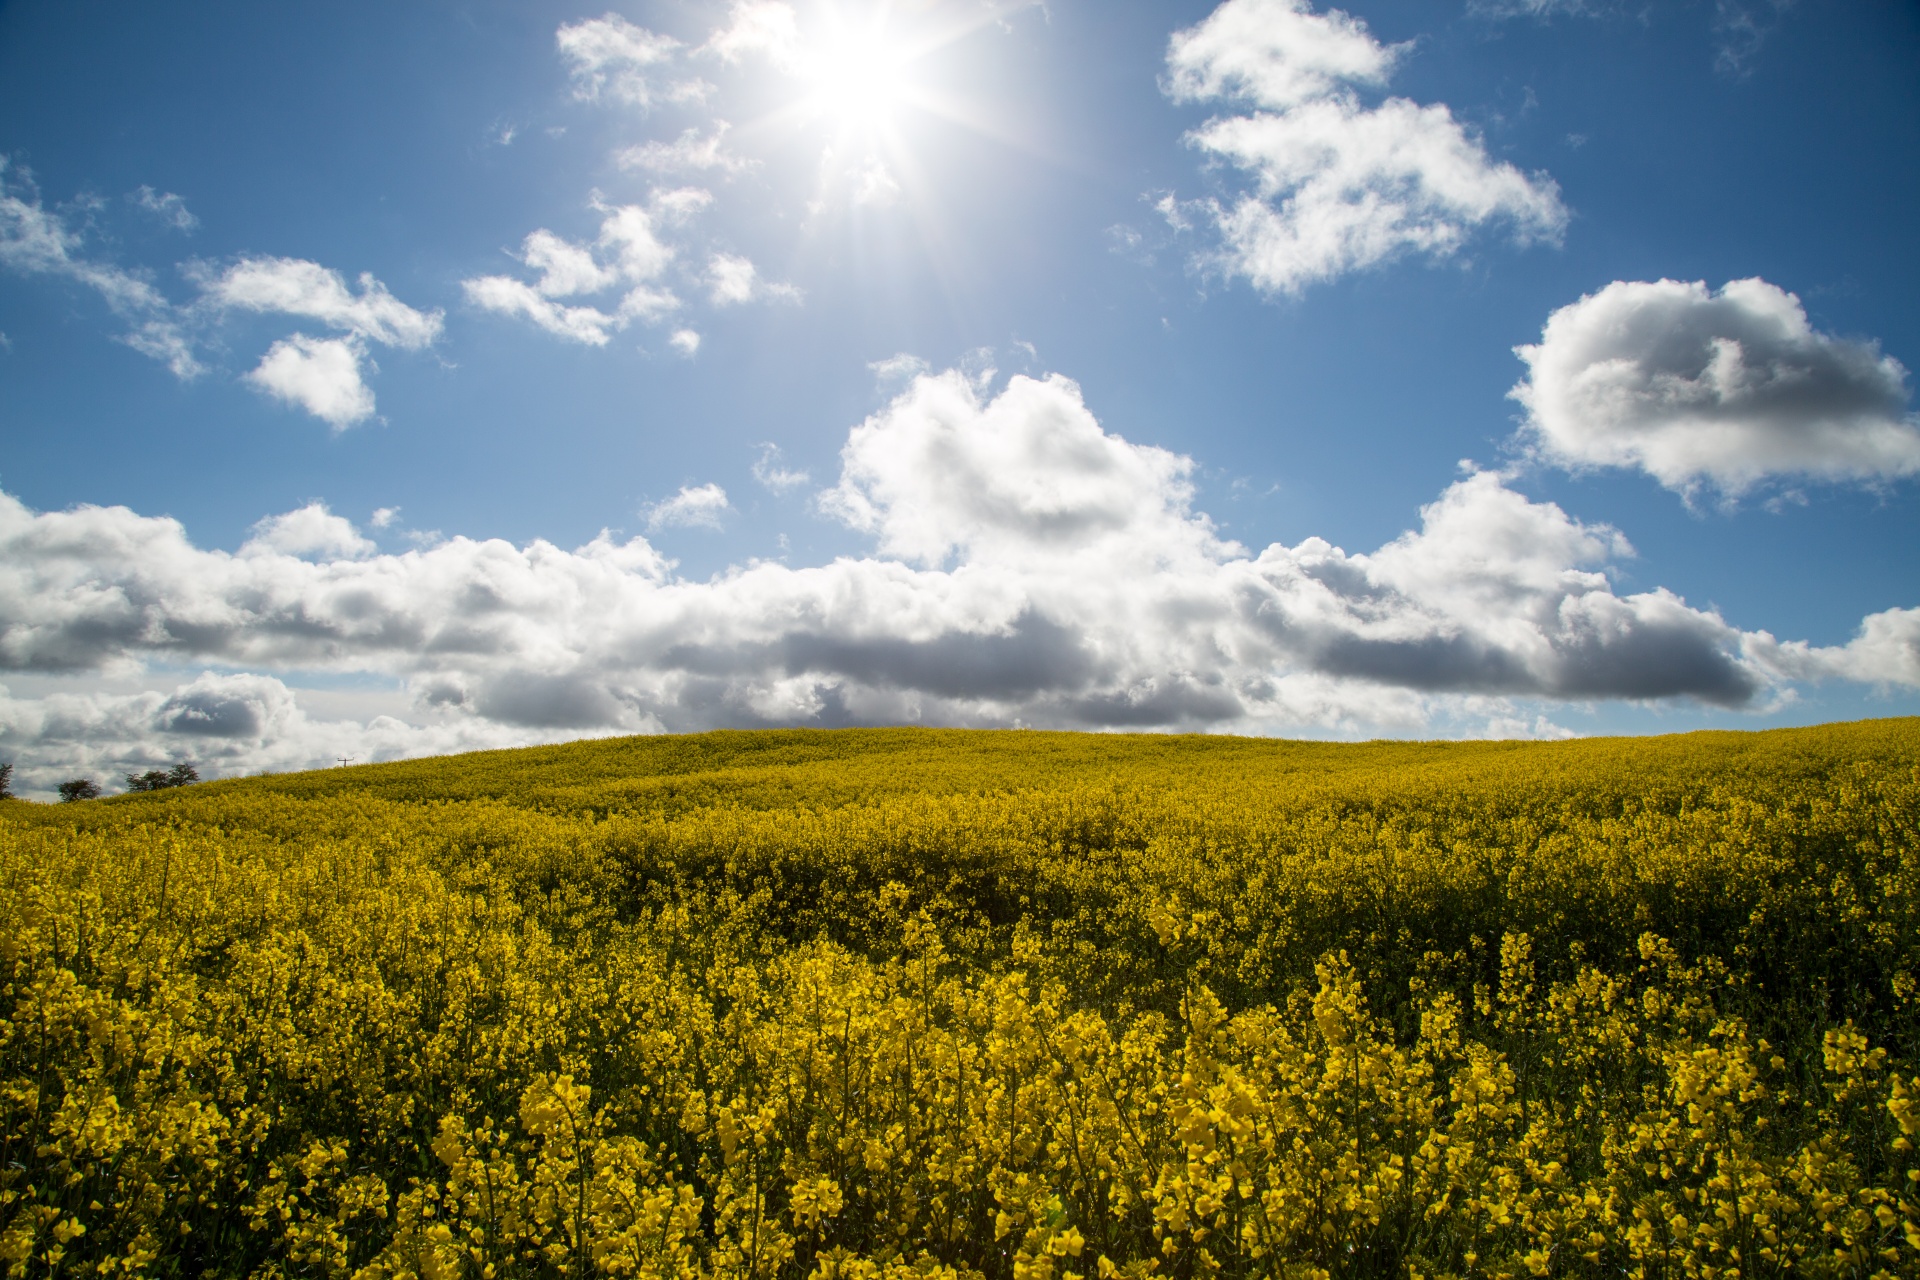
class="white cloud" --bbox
[707,252,759,305]
[1512,278,1920,497]
[616,124,754,175]
[0,672,584,799]
[243,503,376,560]
[669,328,702,356]
[463,195,702,343]
[0,365,1909,778]
[869,353,931,387]
[556,13,686,108]
[646,483,732,531]
[519,228,620,296]
[245,334,376,429]
[1165,0,1399,109]
[198,256,443,349]
[752,443,809,492]
[704,0,801,69]
[130,186,198,232]
[461,276,619,345]
[0,159,200,377]
[1163,0,1566,294]
[1757,606,1920,690]
[370,507,401,529]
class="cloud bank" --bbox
[1164,0,1566,294]
[2,364,1911,795]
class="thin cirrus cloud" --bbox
[0,158,200,377]
[1161,0,1567,295]
[1466,0,1796,79]
[130,185,199,233]
[616,123,755,175]
[4,358,1916,792]
[1511,278,1920,499]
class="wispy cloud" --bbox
[646,482,732,530]
[0,158,201,376]
[130,185,198,232]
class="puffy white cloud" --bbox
[463,196,698,343]
[1512,278,1920,497]
[556,14,688,108]
[243,503,376,560]
[245,335,376,429]
[130,185,198,232]
[708,253,759,305]
[519,228,619,297]
[0,365,1909,781]
[461,277,618,345]
[1165,0,1398,110]
[198,256,443,349]
[646,483,732,531]
[0,159,200,377]
[1163,0,1566,294]
[704,1,801,69]
[669,328,702,356]
[820,372,1221,569]
[1756,607,1920,690]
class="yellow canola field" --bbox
[2,721,1918,1280]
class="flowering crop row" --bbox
[1,721,1916,1278]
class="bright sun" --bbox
[801,22,912,131]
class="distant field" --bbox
[3,721,1917,1278]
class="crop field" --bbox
[2,721,1918,1280]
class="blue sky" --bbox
[2,0,1917,792]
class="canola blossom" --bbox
[2,721,1918,1279]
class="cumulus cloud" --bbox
[1512,278,1920,498]
[197,256,443,349]
[669,328,702,356]
[463,194,699,343]
[0,672,583,799]
[243,503,376,559]
[3,362,1904,771]
[245,335,376,429]
[1163,0,1566,294]
[707,252,798,306]
[0,363,1910,780]
[0,159,200,377]
[1756,607,1920,690]
[646,483,732,531]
